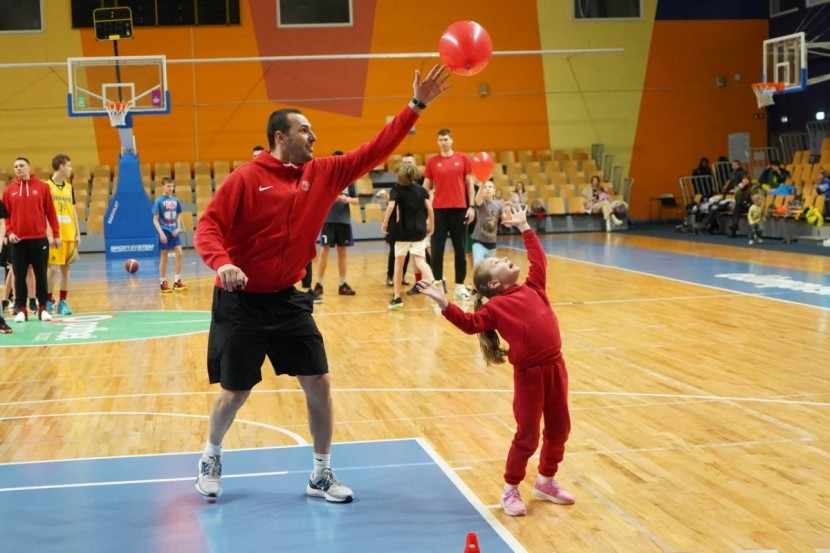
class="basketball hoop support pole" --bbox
[117,125,136,155]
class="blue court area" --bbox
[505,235,830,310]
[0,439,522,553]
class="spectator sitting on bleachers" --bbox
[758,160,790,190]
[511,181,528,210]
[692,157,712,177]
[816,169,830,216]
[493,188,506,209]
[585,175,622,232]
[692,157,713,194]
[723,160,746,194]
[726,175,753,238]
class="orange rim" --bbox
[752,82,784,92]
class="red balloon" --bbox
[439,21,493,77]
[471,151,495,182]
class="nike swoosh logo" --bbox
[259,186,274,192]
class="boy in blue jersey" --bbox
[152,177,188,293]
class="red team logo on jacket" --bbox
[301,180,311,191]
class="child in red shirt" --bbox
[417,205,574,517]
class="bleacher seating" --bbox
[364,203,383,223]
[193,161,211,178]
[68,145,619,245]
[92,164,111,180]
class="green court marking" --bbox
[0,311,210,348]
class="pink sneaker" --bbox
[501,488,527,517]
[533,478,575,505]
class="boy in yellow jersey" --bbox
[46,154,80,315]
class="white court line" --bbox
[0,436,422,466]
[0,411,308,446]
[0,470,290,493]
[501,242,830,312]
[2,388,829,409]
[452,436,817,467]
[0,459,440,494]
[415,437,527,553]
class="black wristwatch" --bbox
[411,97,427,109]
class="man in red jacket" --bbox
[193,65,450,503]
[2,157,60,322]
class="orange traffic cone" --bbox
[464,532,481,552]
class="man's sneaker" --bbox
[454,287,472,300]
[160,281,172,294]
[312,283,324,303]
[748,239,755,245]
[28,298,37,312]
[0,322,12,334]
[405,284,421,296]
[195,455,222,498]
[386,277,394,287]
[173,279,188,291]
[532,478,575,505]
[501,488,527,516]
[45,300,54,314]
[338,282,356,296]
[38,306,52,321]
[388,296,403,310]
[307,468,354,503]
[57,300,73,315]
[758,238,764,244]
[307,289,324,304]
[14,309,27,323]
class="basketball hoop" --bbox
[105,101,132,127]
[751,82,784,109]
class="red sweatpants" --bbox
[503,354,570,486]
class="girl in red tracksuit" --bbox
[417,204,574,517]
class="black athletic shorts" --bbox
[320,222,354,247]
[207,286,328,391]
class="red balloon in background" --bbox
[439,21,493,76]
[471,151,495,182]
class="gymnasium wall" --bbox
[0,1,768,219]
[628,17,768,217]
[0,1,547,172]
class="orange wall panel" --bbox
[74,0,549,165]
[629,20,768,218]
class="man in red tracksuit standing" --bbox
[192,65,451,503]
[3,157,60,322]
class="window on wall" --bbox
[574,0,641,19]
[278,0,352,27]
[770,0,799,16]
[70,1,241,28]
[0,0,43,33]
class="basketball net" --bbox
[105,101,132,127]
[751,83,783,109]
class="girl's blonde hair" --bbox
[472,262,508,365]
[395,162,421,186]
